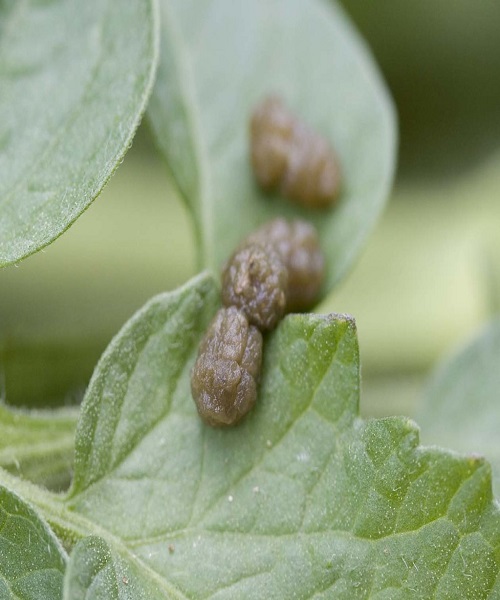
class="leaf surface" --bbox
[0,0,158,266]
[47,273,500,598]
[64,536,156,600]
[148,0,397,291]
[0,484,66,599]
[418,318,500,498]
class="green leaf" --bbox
[417,318,500,498]
[0,0,159,267]
[0,484,66,599]
[64,536,154,600]
[69,272,219,496]
[63,275,500,596]
[2,273,500,597]
[148,0,396,292]
[0,403,78,491]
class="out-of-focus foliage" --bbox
[0,130,195,408]
[417,319,500,497]
[325,151,500,373]
[0,403,77,492]
[341,0,500,180]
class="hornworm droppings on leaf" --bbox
[246,218,325,312]
[191,307,263,427]
[250,95,341,208]
[221,242,288,331]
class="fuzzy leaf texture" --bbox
[64,536,150,600]
[147,0,397,292]
[1,274,498,598]
[0,0,158,266]
[0,486,67,599]
[418,318,500,499]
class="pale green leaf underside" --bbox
[148,0,397,292]
[418,319,500,498]
[55,273,500,599]
[0,485,66,600]
[0,0,158,267]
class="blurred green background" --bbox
[1,0,500,421]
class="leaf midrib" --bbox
[160,1,213,270]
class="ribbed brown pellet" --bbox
[246,218,325,312]
[250,95,341,209]
[191,307,263,427]
[221,242,288,331]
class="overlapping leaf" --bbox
[0,0,158,266]
[148,0,397,292]
[0,485,66,599]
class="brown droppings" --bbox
[191,307,263,427]
[221,242,288,331]
[245,217,325,311]
[250,95,341,208]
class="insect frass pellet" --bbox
[221,242,288,331]
[245,218,325,312]
[250,95,341,209]
[192,219,325,427]
[191,306,263,427]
